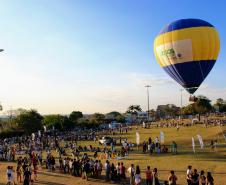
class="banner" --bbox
[43,125,47,132]
[160,131,165,144]
[192,137,195,153]
[31,133,35,141]
[38,130,41,138]
[136,132,140,145]
[143,122,146,128]
[197,134,204,149]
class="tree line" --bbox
[0,96,226,136]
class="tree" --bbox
[194,96,213,114]
[92,113,105,124]
[77,118,90,127]
[116,114,125,123]
[164,104,180,117]
[182,95,213,115]
[126,105,142,114]
[181,104,196,115]
[69,111,83,124]
[156,104,180,118]
[149,109,156,119]
[43,115,73,131]
[105,111,123,122]
[17,109,43,134]
[214,98,226,112]
[106,111,121,118]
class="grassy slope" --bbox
[0,125,225,185]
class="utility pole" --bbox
[180,89,183,108]
[180,89,184,121]
[145,85,151,122]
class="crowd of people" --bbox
[141,137,177,155]
[5,151,216,185]
[1,120,223,185]
[6,153,39,185]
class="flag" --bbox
[31,133,35,141]
[136,132,140,145]
[143,122,146,128]
[197,135,204,149]
[43,125,47,132]
[192,137,195,153]
[38,130,41,138]
[160,131,165,144]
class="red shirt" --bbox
[146,170,152,180]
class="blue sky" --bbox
[0,0,225,114]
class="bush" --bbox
[0,128,24,138]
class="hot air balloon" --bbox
[154,18,220,94]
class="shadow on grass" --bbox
[33,180,66,185]
[39,171,70,178]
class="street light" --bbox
[145,85,151,121]
[180,89,183,108]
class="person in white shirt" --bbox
[127,164,135,185]
[116,162,120,178]
[155,137,159,148]
[186,165,192,185]
[69,159,73,174]
[6,166,14,185]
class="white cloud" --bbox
[127,72,175,87]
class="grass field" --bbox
[0,124,226,185]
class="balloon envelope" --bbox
[154,19,220,94]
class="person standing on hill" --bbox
[145,166,152,185]
[127,164,135,185]
[152,168,160,185]
[206,172,214,185]
[116,162,121,181]
[168,170,177,185]
[6,166,14,185]
[23,167,31,185]
[120,162,126,185]
[134,165,141,185]
[82,160,90,181]
[199,170,206,185]
[186,166,192,185]
[191,169,199,185]
[16,163,23,183]
[105,160,110,181]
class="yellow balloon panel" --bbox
[154,27,220,67]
